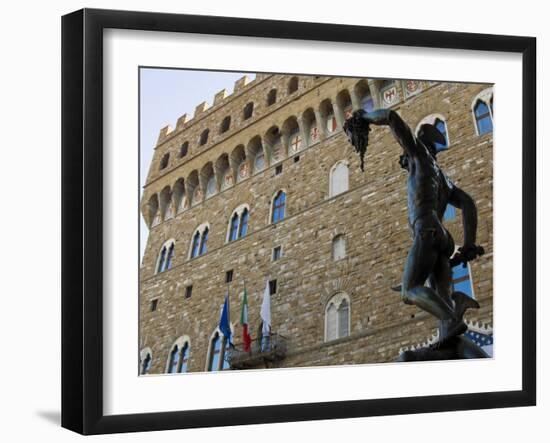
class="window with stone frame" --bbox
[471,88,494,136]
[156,240,175,273]
[474,99,493,135]
[220,115,231,134]
[179,142,189,158]
[288,76,299,94]
[159,153,170,170]
[140,349,152,375]
[190,225,209,259]
[272,245,282,261]
[267,88,277,106]
[434,118,449,151]
[167,345,180,373]
[207,329,230,371]
[199,128,209,145]
[227,206,250,242]
[271,191,286,223]
[330,161,349,197]
[325,293,350,341]
[332,235,346,261]
[179,343,190,372]
[166,340,190,374]
[243,102,254,120]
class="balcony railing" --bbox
[225,334,288,369]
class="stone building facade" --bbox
[139,73,494,375]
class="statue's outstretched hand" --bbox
[450,244,485,267]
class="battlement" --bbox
[155,73,271,146]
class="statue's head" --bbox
[417,123,446,158]
[344,110,371,171]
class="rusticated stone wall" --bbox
[139,74,493,374]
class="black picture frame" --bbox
[61,8,536,435]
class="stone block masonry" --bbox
[139,74,493,374]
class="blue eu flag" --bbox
[219,294,232,346]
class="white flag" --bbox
[260,280,271,337]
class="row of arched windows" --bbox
[139,329,231,374]
[145,85,493,230]
[154,192,287,273]
[140,289,351,374]
[158,76,302,171]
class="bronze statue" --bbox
[344,109,487,359]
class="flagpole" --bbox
[227,280,233,349]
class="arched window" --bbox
[254,152,265,172]
[330,162,349,197]
[140,348,152,375]
[416,114,451,151]
[179,343,190,373]
[206,176,217,198]
[165,242,174,270]
[220,116,231,134]
[332,235,346,261]
[207,330,230,371]
[199,228,208,255]
[320,99,338,134]
[156,240,175,273]
[227,205,250,242]
[271,191,286,223]
[166,339,190,374]
[288,76,299,94]
[434,118,449,151]
[190,231,201,259]
[157,247,166,272]
[325,293,350,341]
[228,212,239,242]
[179,142,189,158]
[243,102,254,120]
[355,80,373,113]
[267,89,277,106]
[159,153,170,170]
[168,345,180,373]
[474,100,493,135]
[239,209,249,237]
[471,88,494,136]
[190,224,209,259]
[199,129,209,145]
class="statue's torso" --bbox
[406,139,454,228]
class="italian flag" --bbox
[240,288,252,352]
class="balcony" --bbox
[225,334,288,369]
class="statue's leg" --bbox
[401,232,456,321]
[431,253,464,340]
[431,253,453,307]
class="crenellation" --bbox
[176,113,189,130]
[194,101,210,117]
[233,75,250,93]
[157,125,174,145]
[213,88,227,105]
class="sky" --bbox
[139,68,256,261]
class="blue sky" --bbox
[140,68,256,261]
